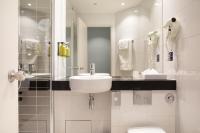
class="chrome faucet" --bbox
[89,63,95,75]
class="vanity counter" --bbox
[112,77,176,91]
[22,76,176,91]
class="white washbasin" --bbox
[69,75,112,93]
[79,73,110,76]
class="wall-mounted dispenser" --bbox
[58,42,70,57]
[164,17,180,61]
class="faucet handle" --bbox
[89,63,95,75]
[89,63,95,69]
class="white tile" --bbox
[65,121,92,133]
[54,91,111,132]
[180,36,200,71]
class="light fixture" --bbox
[121,2,125,6]
[134,9,139,13]
[154,2,160,6]
[27,3,32,6]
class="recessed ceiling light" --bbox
[154,2,160,6]
[134,9,139,13]
[121,2,125,6]
[27,3,32,6]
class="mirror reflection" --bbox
[53,0,163,80]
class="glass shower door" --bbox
[18,0,52,133]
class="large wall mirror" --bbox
[52,0,163,79]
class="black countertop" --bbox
[21,77,176,91]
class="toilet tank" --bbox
[128,127,166,133]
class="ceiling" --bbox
[20,0,50,14]
[69,0,143,14]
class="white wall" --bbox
[54,91,111,133]
[111,91,176,133]
[53,90,176,133]
[79,13,115,27]
[163,0,200,133]
[52,0,67,79]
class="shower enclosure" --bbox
[18,0,52,132]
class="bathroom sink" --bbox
[69,75,112,93]
[79,73,110,76]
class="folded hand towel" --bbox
[118,40,134,71]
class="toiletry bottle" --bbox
[62,42,67,57]
[66,44,70,57]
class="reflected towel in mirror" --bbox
[118,39,134,71]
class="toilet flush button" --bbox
[165,93,175,104]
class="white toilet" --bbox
[128,127,166,133]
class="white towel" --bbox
[118,40,133,71]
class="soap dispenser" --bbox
[62,42,67,57]
[65,43,70,57]
[58,42,63,56]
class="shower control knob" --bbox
[8,70,26,83]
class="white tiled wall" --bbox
[19,90,50,133]
[54,90,175,133]
[54,91,111,133]
[163,0,200,133]
[111,91,176,133]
